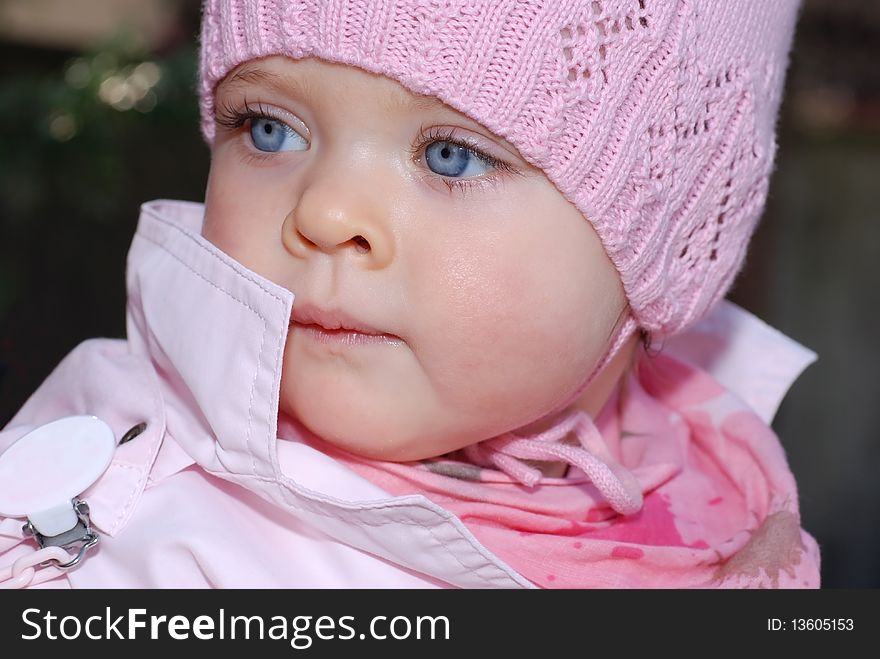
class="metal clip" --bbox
[22,499,99,570]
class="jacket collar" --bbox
[126,199,292,484]
[663,297,817,425]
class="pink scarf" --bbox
[305,352,820,588]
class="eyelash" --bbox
[407,124,517,194]
[214,98,518,194]
[215,98,277,130]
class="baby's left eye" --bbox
[250,118,307,153]
[423,140,493,179]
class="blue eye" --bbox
[250,117,306,153]
[424,140,491,178]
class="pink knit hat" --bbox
[198,0,801,343]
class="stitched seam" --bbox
[214,469,526,587]
[108,462,142,472]
[102,348,166,534]
[143,205,289,302]
[136,226,277,479]
[142,209,289,478]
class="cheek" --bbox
[202,147,287,265]
[414,225,602,426]
[203,149,244,247]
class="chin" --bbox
[278,373,500,463]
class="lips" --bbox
[290,301,396,338]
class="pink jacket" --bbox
[0,199,819,588]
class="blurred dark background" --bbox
[0,0,877,587]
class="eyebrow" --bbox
[221,66,449,115]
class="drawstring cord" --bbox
[463,315,644,516]
[463,408,644,516]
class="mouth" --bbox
[290,302,402,346]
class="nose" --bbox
[281,160,396,270]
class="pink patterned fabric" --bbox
[461,408,645,516]
[198,0,802,342]
[318,351,821,588]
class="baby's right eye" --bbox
[249,117,308,153]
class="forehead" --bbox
[218,56,532,165]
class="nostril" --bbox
[352,235,370,253]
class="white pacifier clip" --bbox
[0,415,118,588]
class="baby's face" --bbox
[203,56,627,461]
